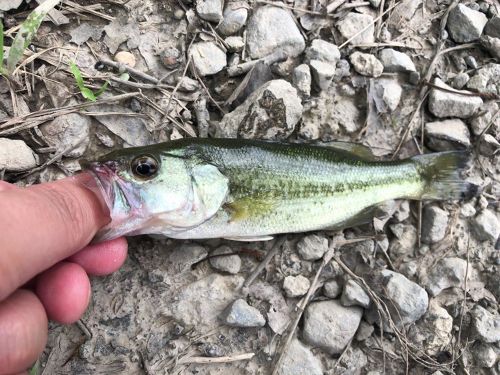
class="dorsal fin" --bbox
[319,141,378,160]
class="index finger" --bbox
[0,173,110,301]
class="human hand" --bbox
[0,174,128,374]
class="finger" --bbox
[0,173,109,301]
[0,289,47,374]
[0,181,17,192]
[35,262,91,324]
[69,237,128,276]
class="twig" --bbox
[243,237,286,288]
[99,59,161,84]
[326,0,347,13]
[177,353,255,364]
[422,81,498,100]
[227,50,288,77]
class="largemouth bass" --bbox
[86,138,477,242]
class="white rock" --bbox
[472,343,497,368]
[283,275,310,298]
[470,102,499,136]
[217,5,248,35]
[224,36,244,52]
[293,64,312,96]
[424,119,471,151]
[196,0,224,22]
[379,48,416,72]
[309,60,336,91]
[246,6,306,59]
[296,234,328,260]
[169,244,208,272]
[425,257,471,296]
[447,4,488,43]
[303,300,363,354]
[305,39,341,64]
[217,80,303,139]
[372,78,402,112]
[189,42,227,76]
[472,209,500,243]
[421,206,449,244]
[332,96,362,134]
[40,113,91,158]
[220,298,266,327]
[389,224,417,259]
[341,280,370,308]
[323,279,342,298]
[452,72,470,89]
[276,339,323,375]
[337,13,375,45]
[470,305,500,343]
[466,63,500,95]
[350,52,383,77]
[209,245,241,274]
[428,78,483,118]
[0,138,38,172]
[479,134,500,157]
[0,0,22,11]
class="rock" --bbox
[332,96,362,134]
[379,49,416,72]
[170,274,244,326]
[283,275,310,298]
[246,6,305,59]
[480,35,500,59]
[189,42,227,76]
[341,280,370,308]
[160,47,182,69]
[472,342,497,368]
[0,0,22,11]
[467,63,500,95]
[428,78,483,118]
[305,39,341,64]
[452,72,470,89]
[169,243,208,272]
[447,4,488,43]
[220,298,266,327]
[389,224,417,259]
[410,300,453,355]
[424,119,471,151]
[217,80,303,139]
[303,300,363,354]
[485,16,500,38]
[224,36,245,52]
[309,60,336,91]
[40,113,91,158]
[464,55,478,69]
[296,234,328,261]
[368,270,428,328]
[114,51,136,67]
[276,339,323,375]
[470,102,499,136]
[470,305,500,343]
[350,52,383,77]
[0,138,38,172]
[479,134,500,156]
[372,78,402,113]
[323,279,342,299]
[217,4,248,35]
[421,206,449,244]
[472,209,500,243]
[355,321,374,341]
[337,13,375,45]
[196,0,223,22]
[293,64,312,96]
[409,71,420,85]
[460,202,476,218]
[177,76,200,92]
[209,245,242,274]
[335,59,351,81]
[425,257,471,296]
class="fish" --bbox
[85,138,477,242]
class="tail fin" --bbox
[412,151,479,200]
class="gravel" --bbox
[283,275,310,298]
[470,305,500,343]
[217,4,248,35]
[485,16,500,38]
[220,298,266,327]
[424,119,471,151]
[305,39,341,64]
[425,257,471,296]
[303,300,363,354]
[309,60,336,91]
[447,4,488,43]
[246,6,305,59]
[472,209,500,243]
[323,279,342,299]
[293,64,312,97]
[379,48,416,72]
[0,138,38,172]
[0,0,22,11]
[467,63,500,95]
[341,279,370,308]
[350,52,383,77]
[371,78,402,113]
[189,42,227,76]
[276,339,323,375]
[337,13,375,45]
[196,0,223,22]
[428,78,483,118]
[209,245,242,274]
[296,234,328,260]
[421,205,449,244]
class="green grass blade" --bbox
[6,0,61,74]
[70,61,97,101]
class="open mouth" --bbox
[87,162,117,214]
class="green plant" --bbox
[0,0,61,76]
[70,61,109,101]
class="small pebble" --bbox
[114,51,136,68]
[220,299,266,327]
[129,98,142,113]
[464,55,479,69]
[283,275,310,298]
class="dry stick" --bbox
[99,59,161,84]
[255,0,332,16]
[423,80,499,100]
[62,0,115,21]
[177,353,255,364]
[454,236,471,369]
[326,0,347,13]
[227,50,288,77]
[243,237,286,288]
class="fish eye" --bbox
[131,155,159,179]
